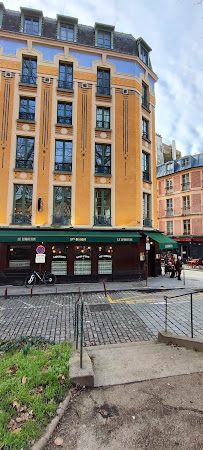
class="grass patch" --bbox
[0,338,71,449]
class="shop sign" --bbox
[35,254,46,263]
[75,255,90,259]
[17,237,36,242]
[156,254,160,259]
[173,238,191,242]
[116,238,133,242]
[70,237,87,242]
[53,255,66,259]
[99,254,112,259]
[193,238,203,242]
[164,244,173,249]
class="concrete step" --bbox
[86,340,203,387]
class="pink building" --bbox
[157,154,203,261]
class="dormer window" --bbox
[57,15,78,42]
[95,22,114,49]
[137,38,152,68]
[20,7,42,36]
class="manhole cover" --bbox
[89,304,111,312]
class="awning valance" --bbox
[0,229,140,243]
[143,232,178,250]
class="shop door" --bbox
[148,244,156,277]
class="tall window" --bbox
[142,152,150,181]
[166,178,173,193]
[58,63,73,90]
[142,117,149,140]
[166,198,173,217]
[94,189,111,226]
[24,17,39,35]
[167,221,173,235]
[57,102,72,125]
[143,193,151,227]
[96,107,110,129]
[16,137,34,170]
[19,97,35,121]
[95,144,111,174]
[142,83,149,109]
[183,219,190,235]
[182,173,190,191]
[53,186,71,225]
[97,69,110,95]
[12,185,32,225]
[21,57,37,85]
[182,196,190,215]
[59,23,74,41]
[55,140,72,172]
[97,30,111,48]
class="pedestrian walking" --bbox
[175,256,182,281]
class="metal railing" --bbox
[58,80,73,90]
[96,86,111,96]
[20,75,37,85]
[94,216,111,226]
[95,165,111,175]
[19,112,35,121]
[166,187,173,195]
[142,97,150,109]
[143,171,150,181]
[166,209,173,217]
[15,159,33,170]
[52,215,71,225]
[182,207,190,216]
[57,116,72,125]
[143,218,152,227]
[55,162,72,172]
[182,182,190,191]
[74,289,84,368]
[142,131,149,140]
[164,291,203,339]
[12,213,32,225]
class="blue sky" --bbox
[4,0,203,155]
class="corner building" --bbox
[0,5,172,283]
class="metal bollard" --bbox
[5,288,7,299]
[190,293,193,338]
[103,281,107,297]
[164,296,168,333]
[30,287,33,297]
[80,301,84,369]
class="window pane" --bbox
[68,27,74,41]
[60,25,67,40]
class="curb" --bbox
[158,330,203,353]
[31,392,71,450]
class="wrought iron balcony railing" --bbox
[143,171,150,181]
[166,186,173,194]
[19,111,35,121]
[12,213,32,225]
[96,86,111,96]
[15,159,34,170]
[182,207,190,216]
[182,182,190,191]
[143,218,152,227]
[166,209,173,218]
[142,131,149,140]
[20,75,37,85]
[52,215,71,226]
[58,80,73,90]
[142,97,150,110]
[94,216,111,226]
[55,162,72,172]
[95,165,111,175]
[57,116,72,125]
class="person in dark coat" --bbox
[175,256,182,280]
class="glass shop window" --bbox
[51,245,67,275]
[74,246,91,275]
[98,245,113,274]
[9,245,31,268]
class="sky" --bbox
[3,0,203,156]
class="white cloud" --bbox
[4,0,203,155]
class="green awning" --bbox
[143,232,178,250]
[0,229,140,243]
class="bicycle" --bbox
[25,270,57,287]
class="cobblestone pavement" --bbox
[0,290,203,345]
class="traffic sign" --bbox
[36,245,45,254]
[146,243,150,251]
[146,236,149,243]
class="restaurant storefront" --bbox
[0,229,178,285]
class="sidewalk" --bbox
[0,271,202,297]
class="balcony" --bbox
[20,75,37,85]
[96,86,111,96]
[57,116,72,125]
[52,215,71,226]
[142,97,150,110]
[94,216,111,226]
[58,80,73,90]
[166,209,173,218]
[15,160,33,170]
[183,230,190,235]
[95,165,111,175]
[143,218,152,227]
[182,182,190,191]
[142,131,149,140]
[12,213,32,225]
[182,207,190,216]
[143,171,150,182]
[55,162,72,172]
[19,111,35,121]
